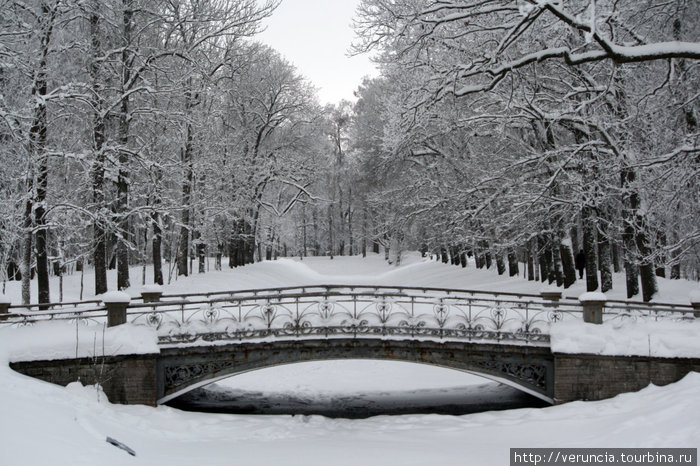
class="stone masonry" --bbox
[11,353,159,406]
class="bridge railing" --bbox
[133,289,582,345]
[1,285,696,347]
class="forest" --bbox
[1,0,698,304]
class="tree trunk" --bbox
[612,239,622,273]
[34,132,50,306]
[152,212,163,285]
[621,167,640,298]
[227,232,234,268]
[670,233,681,280]
[337,190,345,256]
[361,204,367,258]
[582,205,599,292]
[496,252,506,275]
[246,217,255,264]
[116,0,134,291]
[30,1,57,307]
[453,246,461,266]
[655,232,666,278]
[347,187,353,255]
[537,236,548,283]
[550,234,563,287]
[301,202,307,258]
[312,207,320,256]
[177,104,194,276]
[560,242,576,288]
[473,241,483,269]
[90,3,107,295]
[484,243,492,270]
[21,201,32,305]
[598,213,613,293]
[328,204,334,259]
[635,221,658,302]
[570,225,580,254]
[197,242,205,273]
[507,250,519,277]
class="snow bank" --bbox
[1,352,699,466]
[551,319,700,358]
[0,322,159,363]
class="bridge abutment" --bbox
[10,353,159,406]
[553,353,700,403]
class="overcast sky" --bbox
[257,0,377,105]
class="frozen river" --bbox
[166,360,547,418]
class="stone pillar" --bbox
[102,291,131,327]
[690,291,700,318]
[141,285,164,303]
[579,292,606,324]
[0,295,11,321]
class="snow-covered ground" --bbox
[3,251,699,305]
[1,254,699,465]
[1,358,698,465]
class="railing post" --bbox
[579,292,607,324]
[540,288,562,307]
[690,291,700,318]
[141,285,163,303]
[0,295,11,321]
[102,291,131,327]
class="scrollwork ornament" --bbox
[433,303,449,326]
[146,312,163,328]
[318,300,334,320]
[203,306,220,325]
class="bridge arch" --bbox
[157,338,554,404]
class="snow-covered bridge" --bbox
[4,285,700,407]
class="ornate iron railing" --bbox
[1,285,695,346]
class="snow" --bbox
[540,283,562,294]
[551,319,700,358]
[0,294,11,304]
[690,289,700,305]
[0,322,158,362]
[579,291,608,302]
[140,284,163,294]
[100,291,131,303]
[0,357,698,465]
[1,255,699,465]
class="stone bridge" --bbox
[5,285,700,407]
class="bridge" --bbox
[3,285,699,407]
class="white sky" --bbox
[256,0,377,105]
